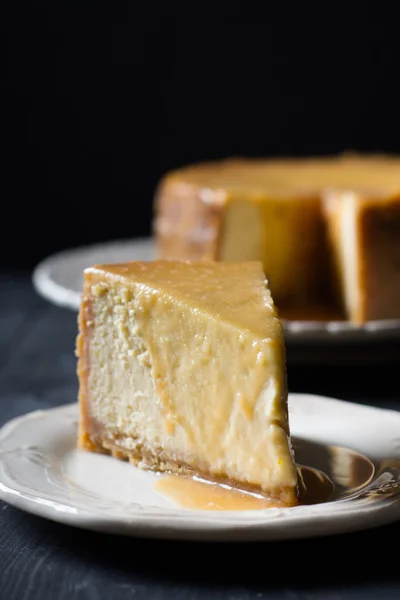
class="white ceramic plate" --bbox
[1,394,399,541]
[32,238,400,343]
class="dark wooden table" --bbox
[1,271,400,600]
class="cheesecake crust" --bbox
[80,426,298,506]
[76,281,95,451]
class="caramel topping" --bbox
[87,261,281,339]
[155,475,283,511]
[166,155,400,196]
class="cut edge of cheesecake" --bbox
[322,189,400,323]
[76,260,299,506]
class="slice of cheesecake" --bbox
[77,260,299,504]
[323,189,400,323]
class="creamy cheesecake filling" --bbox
[339,193,360,323]
[324,190,361,323]
[219,199,263,263]
[78,262,298,503]
[258,196,323,304]
[219,195,323,304]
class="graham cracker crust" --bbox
[79,429,299,507]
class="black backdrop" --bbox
[4,7,400,269]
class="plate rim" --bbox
[1,394,400,541]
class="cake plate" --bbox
[0,393,399,542]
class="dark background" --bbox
[3,11,400,599]
[4,8,400,269]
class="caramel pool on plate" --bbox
[154,475,283,511]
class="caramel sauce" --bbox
[154,465,332,511]
[154,475,284,510]
[154,440,376,511]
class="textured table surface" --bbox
[1,271,400,600]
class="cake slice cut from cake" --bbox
[76,260,299,504]
[323,189,400,323]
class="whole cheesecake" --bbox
[77,260,299,504]
[153,154,400,322]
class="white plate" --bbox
[0,394,399,541]
[32,238,400,343]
